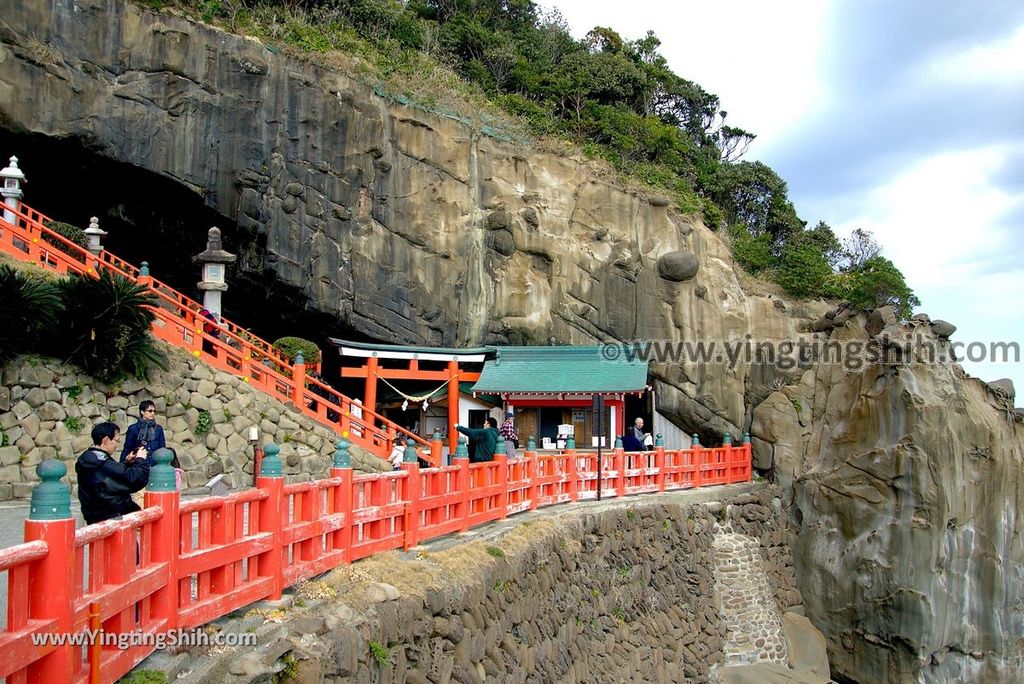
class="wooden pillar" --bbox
[447,360,459,453]
[364,355,379,416]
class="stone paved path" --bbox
[712,513,789,666]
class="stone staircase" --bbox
[711,510,790,666]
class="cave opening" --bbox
[0,128,373,388]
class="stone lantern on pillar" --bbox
[83,217,107,255]
[192,227,236,318]
[0,155,26,224]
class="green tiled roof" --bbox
[458,382,500,405]
[472,346,648,394]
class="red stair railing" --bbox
[0,201,434,463]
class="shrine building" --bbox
[330,340,650,453]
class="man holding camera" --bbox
[76,422,151,525]
[121,399,166,464]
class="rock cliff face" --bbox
[3,3,1023,682]
[752,315,1024,682]
[0,0,822,440]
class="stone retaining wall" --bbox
[144,486,805,683]
[0,350,389,499]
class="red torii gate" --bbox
[330,340,491,452]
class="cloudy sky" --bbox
[545,0,1024,398]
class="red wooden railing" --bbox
[0,201,437,464]
[0,440,751,682]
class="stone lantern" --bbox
[192,226,236,317]
[83,217,107,255]
[0,155,26,224]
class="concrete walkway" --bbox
[417,481,766,553]
[0,481,768,631]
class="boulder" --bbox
[718,663,827,684]
[929,319,956,339]
[809,317,834,333]
[366,582,401,603]
[987,378,1015,402]
[656,250,699,282]
[865,306,897,336]
[782,612,830,680]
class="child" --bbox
[389,437,406,470]
[168,448,185,490]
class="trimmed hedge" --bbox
[272,336,321,365]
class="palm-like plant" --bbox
[56,271,168,382]
[0,265,62,364]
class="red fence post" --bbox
[401,443,421,549]
[256,443,285,600]
[495,453,509,519]
[189,311,204,358]
[691,434,703,488]
[565,439,578,502]
[24,461,76,681]
[430,429,443,467]
[330,439,354,563]
[292,354,307,408]
[742,432,753,482]
[654,435,666,492]
[614,439,626,497]
[454,436,470,532]
[525,438,538,511]
[721,433,735,484]
[145,449,181,634]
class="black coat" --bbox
[76,447,151,525]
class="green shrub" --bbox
[195,410,212,436]
[117,670,169,684]
[774,238,833,299]
[485,545,505,558]
[54,271,168,383]
[66,380,85,400]
[272,336,321,365]
[64,417,84,434]
[0,265,62,365]
[830,256,920,319]
[369,640,389,667]
[42,220,88,258]
[273,653,299,683]
[730,226,775,275]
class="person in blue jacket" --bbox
[120,399,166,463]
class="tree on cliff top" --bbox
[165,0,918,315]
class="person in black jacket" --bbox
[120,400,166,464]
[76,422,151,525]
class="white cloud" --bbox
[541,0,829,145]
[925,25,1024,85]
[825,147,1019,286]
[543,0,1024,393]
[791,146,1024,386]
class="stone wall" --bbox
[0,349,389,500]
[141,486,811,683]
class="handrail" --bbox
[0,201,438,464]
[0,441,752,682]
